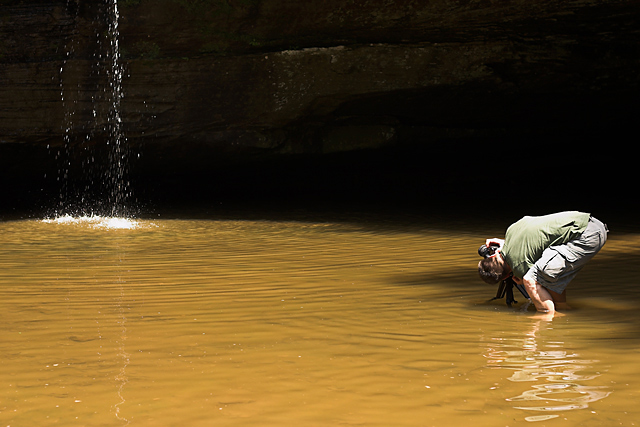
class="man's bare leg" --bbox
[549,289,572,310]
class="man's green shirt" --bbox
[502,211,591,279]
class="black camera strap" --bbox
[489,276,530,306]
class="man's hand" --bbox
[485,238,505,249]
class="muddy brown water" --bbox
[1,214,639,426]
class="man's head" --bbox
[478,255,510,285]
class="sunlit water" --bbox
[43,215,143,230]
[2,214,640,426]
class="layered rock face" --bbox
[1,0,638,211]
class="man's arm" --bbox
[521,271,555,313]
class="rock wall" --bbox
[1,0,638,212]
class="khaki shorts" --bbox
[527,216,608,294]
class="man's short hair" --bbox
[478,257,507,285]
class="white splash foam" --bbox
[98,217,138,230]
[43,215,140,230]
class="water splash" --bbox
[43,215,141,230]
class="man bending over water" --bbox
[478,211,608,314]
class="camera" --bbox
[478,244,500,258]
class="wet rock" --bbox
[0,0,638,209]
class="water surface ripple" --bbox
[1,217,639,426]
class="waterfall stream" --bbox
[104,0,131,218]
[55,0,133,219]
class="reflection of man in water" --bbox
[478,211,608,314]
[484,318,611,421]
